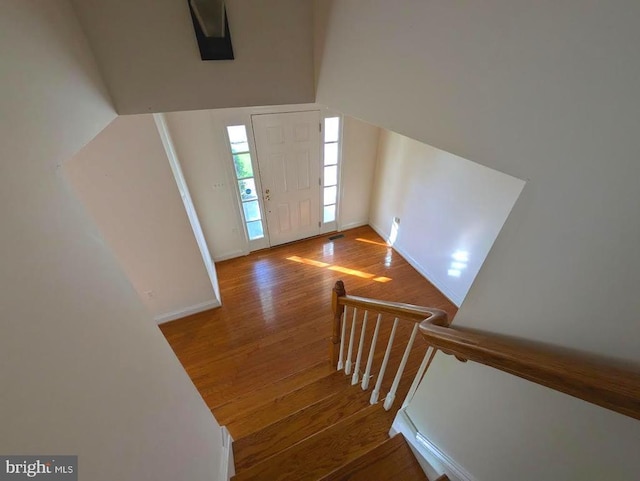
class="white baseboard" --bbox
[338,220,369,231]
[219,425,235,480]
[391,409,476,481]
[213,249,246,262]
[154,299,220,324]
[368,222,462,307]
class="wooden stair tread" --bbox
[319,433,428,481]
[233,381,374,472]
[227,369,354,439]
[214,360,334,426]
[227,331,424,440]
[231,404,396,481]
[233,352,418,472]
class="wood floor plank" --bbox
[197,337,330,408]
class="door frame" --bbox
[217,104,342,252]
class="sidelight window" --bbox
[226,125,265,240]
[322,117,341,223]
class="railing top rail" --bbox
[338,294,449,323]
[419,316,640,421]
[331,280,640,420]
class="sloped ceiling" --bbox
[72,0,315,114]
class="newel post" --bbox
[330,280,346,367]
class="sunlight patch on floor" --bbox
[355,238,390,247]
[286,255,330,268]
[372,276,392,283]
[328,265,375,279]
[286,255,392,283]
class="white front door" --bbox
[252,111,321,246]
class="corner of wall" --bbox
[368,222,462,307]
[154,113,222,303]
[155,299,221,324]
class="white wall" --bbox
[0,2,224,479]
[370,130,524,306]
[65,114,217,322]
[339,116,379,230]
[315,1,640,479]
[72,0,315,114]
[164,109,248,261]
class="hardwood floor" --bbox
[161,226,456,479]
[161,225,457,422]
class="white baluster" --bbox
[370,317,399,404]
[361,313,382,391]
[337,308,347,371]
[345,308,358,375]
[384,323,419,410]
[351,311,369,385]
[402,346,436,409]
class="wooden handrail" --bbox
[338,295,448,323]
[419,316,640,421]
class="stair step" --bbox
[214,360,334,426]
[233,380,373,472]
[228,331,425,441]
[231,404,396,481]
[233,350,423,473]
[319,433,428,481]
[227,369,354,440]
[227,316,431,479]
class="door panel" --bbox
[300,199,311,227]
[252,111,321,246]
[276,203,291,233]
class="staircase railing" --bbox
[331,280,640,421]
[331,280,448,410]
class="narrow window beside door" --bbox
[226,125,265,240]
[323,117,341,223]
